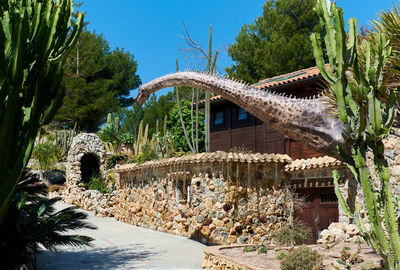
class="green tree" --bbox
[0,0,83,223]
[226,0,323,83]
[120,92,175,137]
[168,100,205,153]
[53,30,140,131]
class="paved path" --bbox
[37,202,205,270]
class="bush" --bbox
[271,222,312,246]
[134,143,158,165]
[88,174,108,194]
[258,247,268,254]
[105,154,128,170]
[32,142,61,171]
[281,245,323,270]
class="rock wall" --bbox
[114,154,293,245]
[66,133,106,187]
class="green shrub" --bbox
[281,245,323,270]
[277,252,286,260]
[271,222,312,246]
[119,133,135,144]
[242,246,258,253]
[105,154,128,170]
[88,174,108,194]
[134,142,158,165]
[258,247,268,254]
[107,171,117,184]
[32,142,61,171]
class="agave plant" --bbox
[0,170,96,269]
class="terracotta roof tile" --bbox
[254,66,322,89]
[197,66,326,105]
[284,156,344,171]
[116,151,291,172]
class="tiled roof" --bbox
[116,151,291,172]
[254,66,322,89]
[285,156,344,172]
[198,66,324,105]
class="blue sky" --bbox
[82,0,395,97]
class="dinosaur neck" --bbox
[136,71,347,158]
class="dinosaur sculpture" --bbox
[135,71,348,159]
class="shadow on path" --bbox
[37,243,160,270]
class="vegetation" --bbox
[311,0,400,268]
[0,0,84,223]
[54,122,79,158]
[226,0,323,83]
[168,100,205,153]
[0,170,95,269]
[105,154,128,170]
[53,29,141,131]
[271,222,312,246]
[119,93,175,138]
[32,142,61,172]
[88,174,108,194]
[280,245,323,270]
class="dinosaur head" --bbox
[134,85,150,106]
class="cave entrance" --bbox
[80,153,100,183]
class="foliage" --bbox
[54,30,141,131]
[55,122,79,158]
[88,174,108,194]
[99,113,120,144]
[0,0,83,224]
[120,93,175,137]
[311,1,400,269]
[105,154,128,170]
[32,142,62,172]
[277,252,286,260]
[133,142,158,165]
[226,0,323,83]
[151,131,174,158]
[168,100,205,153]
[280,245,323,270]
[119,132,135,144]
[0,170,95,269]
[258,247,268,254]
[271,222,312,246]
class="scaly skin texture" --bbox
[135,71,348,159]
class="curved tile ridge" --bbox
[285,155,344,172]
[116,151,291,172]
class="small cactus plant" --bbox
[280,245,323,270]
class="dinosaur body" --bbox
[135,71,347,158]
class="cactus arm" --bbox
[333,170,353,218]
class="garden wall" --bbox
[114,152,292,245]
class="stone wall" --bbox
[66,133,106,187]
[114,152,293,245]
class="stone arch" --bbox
[80,153,100,183]
[66,133,105,187]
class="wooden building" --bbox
[200,66,340,241]
[200,66,326,160]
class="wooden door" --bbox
[295,187,338,243]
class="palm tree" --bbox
[0,170,96,269]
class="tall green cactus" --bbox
[55,122,79,158]
[311,1,400,268]
[0,0,83,223]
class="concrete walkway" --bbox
[37,202,206,270]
